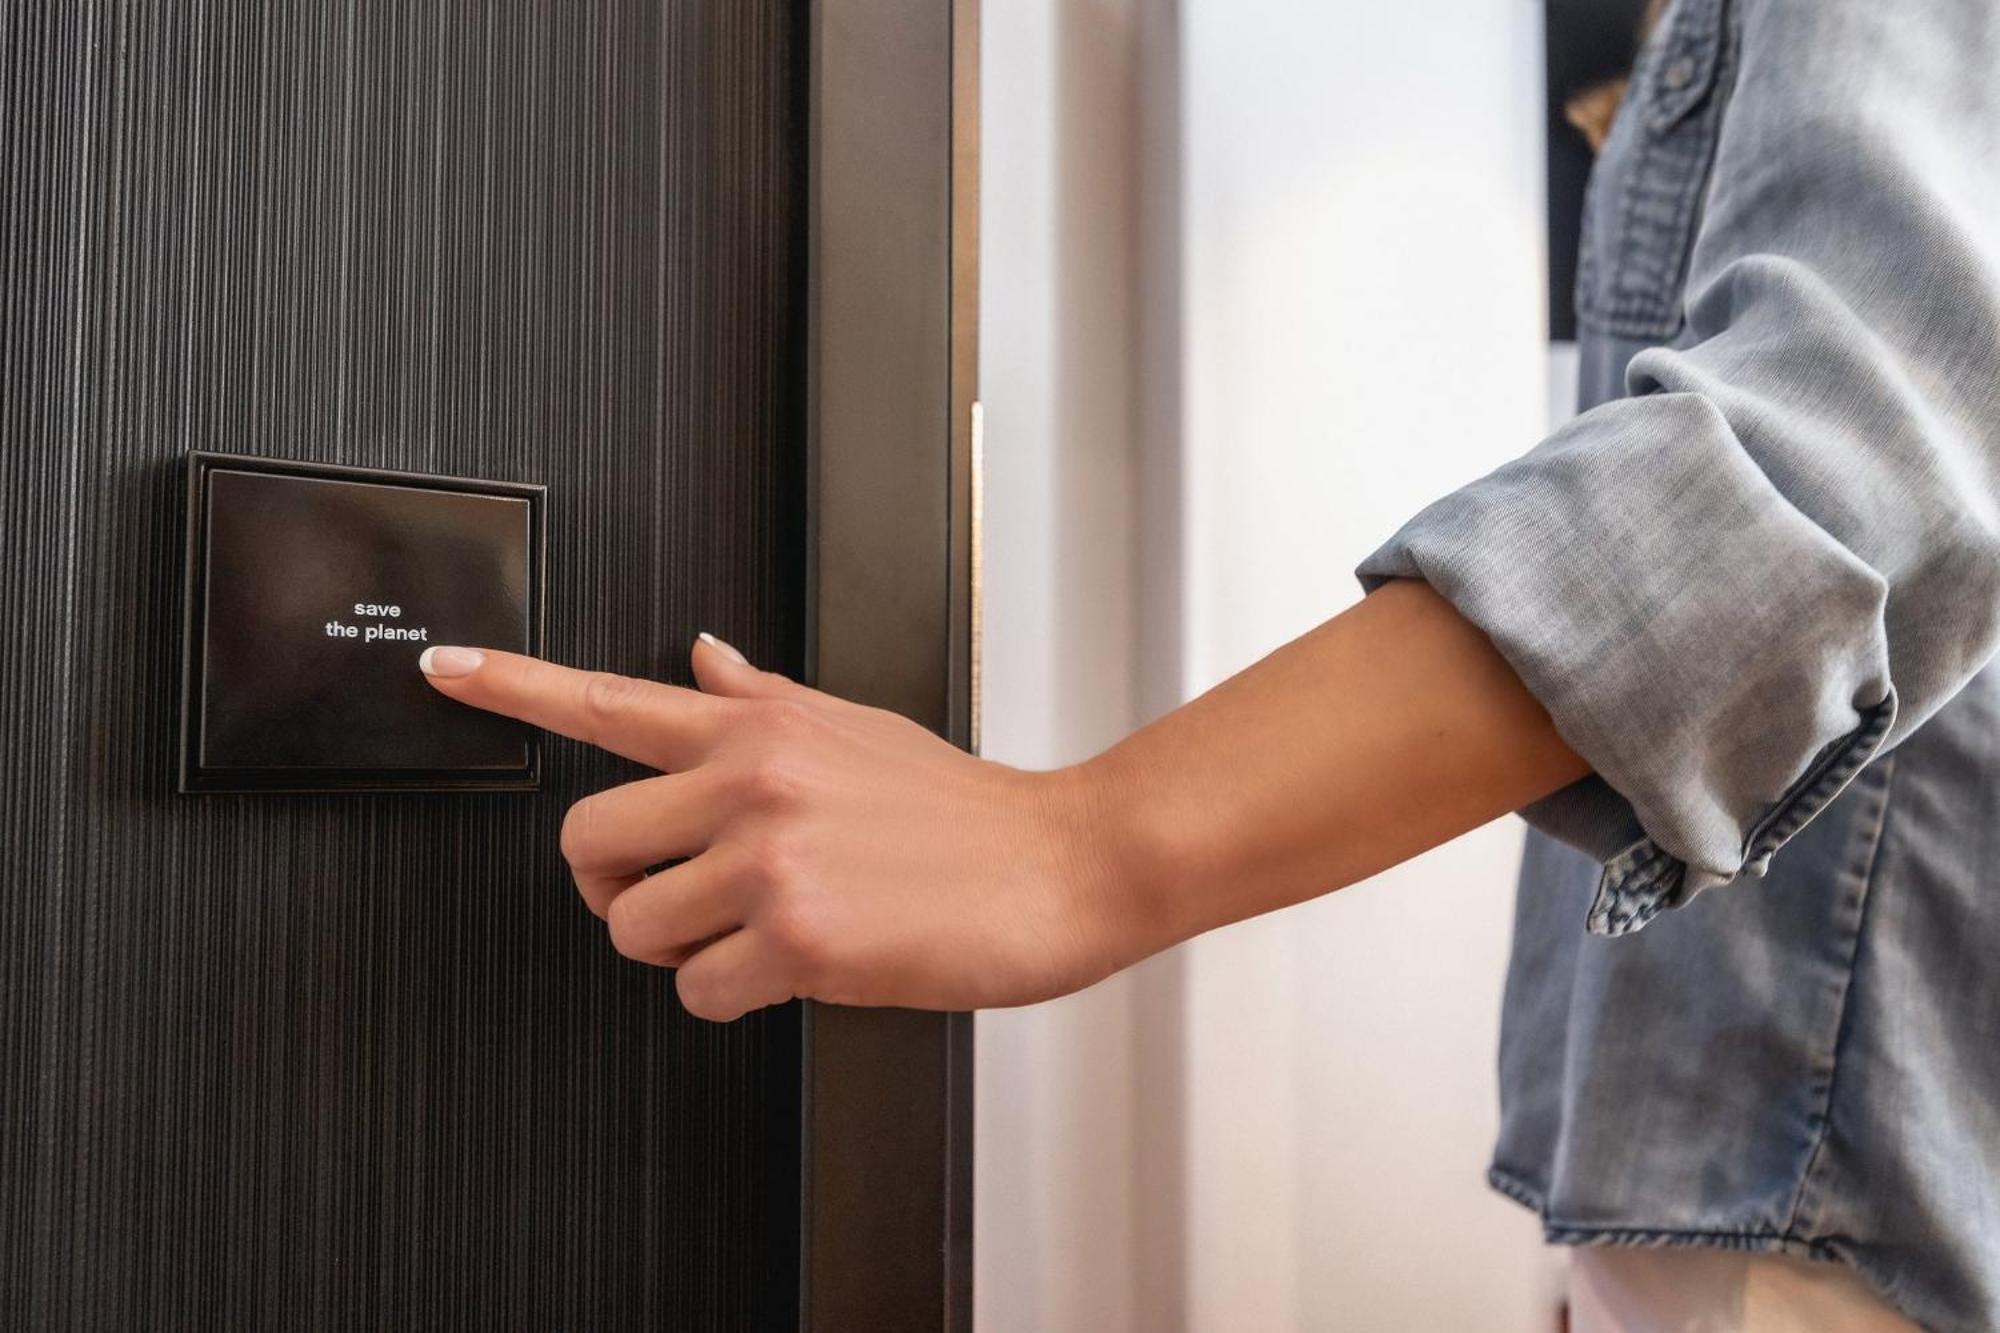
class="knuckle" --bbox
[582,672,645,731]
[675,970,731,1022]
[758,698,814,739]
[737,833,802,894]
[558,797,597,867]
[759,885,826,976]
[744,756,796,808]
[736,754,802,811]
[603,894,660,965]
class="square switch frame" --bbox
[178,451,546,794]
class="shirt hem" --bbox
[1484,1166,1950,1330]
[1486,1165,1839,1261]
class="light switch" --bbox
[179,452,545,793]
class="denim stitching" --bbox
[1490,1169,1929,1327]
[1488,1168,1846,1260]
[1645,0,1727,134]
[1782,751,1898,1239]
[1586,841,1681,936]
[1742,695,1897,869]
[1577,0,1733,342]
[1584,694,1897,938]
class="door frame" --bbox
[800,0,979,1328]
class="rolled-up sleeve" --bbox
[1357,0,2000,935]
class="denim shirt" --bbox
[1356,0,2000,1327]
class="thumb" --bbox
[690,632,803,700]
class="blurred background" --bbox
[973,2,1646,1328]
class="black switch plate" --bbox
[179,452,545,793]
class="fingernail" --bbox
[698,631,749,665]
[419,645,485,677]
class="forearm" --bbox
[426,581,1589,1017]
[1074,578,1589,953]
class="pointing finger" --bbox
[420,646,724,772]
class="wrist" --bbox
[1038,750,1198,970]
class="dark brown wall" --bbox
[1,2,807,1326]
[1546,0,1653,340]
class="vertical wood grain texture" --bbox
[1,1,807,1326]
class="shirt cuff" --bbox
[1355,392,1898,936]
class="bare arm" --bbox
[421,578,1585,1021]
[1084,577,1588,952]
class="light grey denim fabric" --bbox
[1355,0,2000,1328]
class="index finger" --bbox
[419,646,723,771]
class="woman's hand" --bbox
[420,636,1149,1021]
[421,582,1588,1024]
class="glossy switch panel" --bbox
[179,453,545,793]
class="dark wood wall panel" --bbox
[801,2,976,1327]
[1,2,807,1327]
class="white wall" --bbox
[978,3,1563,1329]
[975,4,1160,1329]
